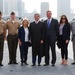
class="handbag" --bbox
[28,42,32,47]
[57,41,61,49]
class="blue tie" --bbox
[47,20,50,28]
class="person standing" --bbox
[0,11,5,66]
[43,10,59,66]
[70,18,75,65]
[57,15,70,65]
[18,19,29,66]
[5,12,20,64]
[29,14,45,66]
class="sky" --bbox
[22,0,75,17]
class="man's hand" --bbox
[41,40,44,44]
[66,40,69,44]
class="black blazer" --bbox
[58,23,70,41]
[18,26,29,43]
[43,18,59,43]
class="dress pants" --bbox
[32,55,41,65]
[45,42,56,65]
[45,36,56,65]
[59,35,68,60]
[72,36,75,61]
[0,34,4,64]
[20,42,28,63]
[7,35,18,63]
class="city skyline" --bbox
[22,0,75,17]
[0,0,24,17]
[0,0,75,21]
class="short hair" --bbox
[0,11,2,14]
[10,12,15,15]
[46,10,52,13]
[34,13,40,17]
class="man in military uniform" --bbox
[5,12,20,64]
[0,11,5,66]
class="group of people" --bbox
[0,10,75,67]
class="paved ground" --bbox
[0,41,75,75]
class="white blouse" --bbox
[59,24,64,35]
[24,28,29,42]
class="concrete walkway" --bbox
[0,41,75,75]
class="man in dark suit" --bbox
[29,13,45,66]
[43,10,59,66]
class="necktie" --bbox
[47,20,50,28]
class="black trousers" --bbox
[45,40,56,65]
[7,35,18,63]
[0,34,4,64]
[32,56,41,65]
[20,42,28,63]
[59,35,68,60]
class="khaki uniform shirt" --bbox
[0,19,5,34]
[5,19,20,35]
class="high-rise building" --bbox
[22,2,25,18]
[57,0,71,20]
[0,0,25,18]
[17,0,22,17]
[4,0,9,15]
[3,0,18,16]
[41,2,49,17]
[0,0,3,13]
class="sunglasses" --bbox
[61,18,66,19]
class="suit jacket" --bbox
[43,18,59,43]
[58,23,70,41]
[18,26,29,43]
[57,23,70,48]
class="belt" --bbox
[8,33,17,36]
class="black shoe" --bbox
[13,62,18,64]
[21,63,23,66]
[24,62,28,65]
[51,64,55,67]
[71,62,75,65]
[0,64,3,66]
[8,62,12,65]
[31,64,36,66]
[38,64,41,66]
[43,64,49,66]
[25,63,28,65]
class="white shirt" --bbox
[12,20,15,23]
[11,19,15,23]
[47,18,52,23]
[35,20,39,24]
[24,28,29,42]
